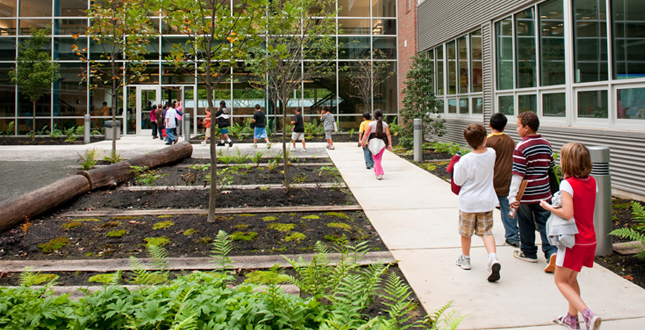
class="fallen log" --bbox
[0,142,193,233]
[0,175,91,232]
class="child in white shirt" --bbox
[453,123,501,282]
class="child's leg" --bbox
[372,149,385,176]
[461,236,471,256]
[554,266,587,316]
[482,235,497,254]
[301,139,306,149]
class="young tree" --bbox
[248,0,338,188]
[342,49,393,113]
[10,26,61,140]
[400,53,445,148]
[74,0,157,155]
[165,0,265,223]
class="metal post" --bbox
[589,146,612,256]
[184,113,191,142]
[84,114,90,144]
[413,118,423,162]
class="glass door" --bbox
[136,86,161,135]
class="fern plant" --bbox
[129,244,170,288]
[210,230,233,271]
[251,151,263,167]
[77,147,104,170]
[610,201,645,259]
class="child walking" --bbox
[453,123,501,282]
[539,143,601,330]
[358,112,374,169]
[202,108,211,145]
[359,109,392,180]
[320,105,335,150]
[290,108,306,151]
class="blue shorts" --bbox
[220,128,228,134]
[254,127,267,139]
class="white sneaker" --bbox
[487,257,501,282]
[456,255,471,270]
[201,141,206,145]
[267,142,272,149]
[376,175,383,180]
[290,147,296,152]
[302,148,307,152]
[251,144,257,148]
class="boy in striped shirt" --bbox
[508,111,557,273]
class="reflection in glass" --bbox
[54,63,86,116]
[472,97,483,114]
[0,19,17,35]
[613,0,645,80]
[338,19,370,35]
[339,36,370,59]
[436,45,444,95]
[19,19,51,35]
[470,30,482,92]
[0,63,15,117]
[373,62,396,113]
[17,118,50,134]
[447,40,456,94]
[542,93,566,117]
[162,62,195,84]
[18,89,51,116]
[372,0,396,17]
[458,36,468,94]
[498,95,514,115]
[56,0,87,17]
[578,90,608,118]
[55,19,86,35]
[573,0,608,82]
[232,66,266,118]
[131,64,160,85]
[496,17,513,90]
[539,0,565,86]
[0,118,15,134]
[0,37,16,60]
[518,94,537,113]
[339,61,366,114]
[448,99,456,113]
[338,0,369,17]
[371,19,395,35]
[617,88,645,119]
[20,0,52,17]
[515,8,536,88]
[372,36,396,59]
[0,0,17,17]
[458,98,468,114]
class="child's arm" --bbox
[540,192,573,219]
[360,126,371,146]
[452,160,467,186]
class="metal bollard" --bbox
[84,114,90,144]
[184,113,191,142]
[589,146,612,256]
[413,118,423,162]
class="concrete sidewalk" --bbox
[327,142,645,330]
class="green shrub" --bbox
[230,231,258,241]
[267,223,295,232]
[38,237,69,253]
[244,266,290,285]
[77,148,103,170]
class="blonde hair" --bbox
[560,142,592,178]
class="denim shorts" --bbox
[254,127,267,139]
[220,128,228,135]
[325,130,332,139]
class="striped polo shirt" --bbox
[512,134,555,204]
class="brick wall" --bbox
[397,0,417,113]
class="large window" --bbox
[617,88,645,119]
[458,36,468,94]
[436,45,444,95]
[496,17,513,90]
[578,90,608,118]
[447,40,456,94]
[516,8,536,88]
[573,0,608,83]
[470,30,482,92]
[613,0,645,80]
[539,0,565,86]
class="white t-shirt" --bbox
[453,148,498,213]
[559,178,599,197]
[165,108,177,128]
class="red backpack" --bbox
[446,153,462,195]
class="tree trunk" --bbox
[281,100,289,190]
[206,71,218,223]
[112,79,117,155]
[0,176,91,233]
[32,100,36,141]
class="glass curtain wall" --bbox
[0,0,398,135]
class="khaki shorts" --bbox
[291,132,305,141]
[459,211,494,237]
[205,128,211,137]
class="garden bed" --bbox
[190,134,400,145]
[0,136,104,145]
[0,211,383,260]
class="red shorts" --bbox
[556,243,596,272]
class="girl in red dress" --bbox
[540,143,601,330]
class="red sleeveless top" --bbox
[566,177,597,245]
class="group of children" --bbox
[149,100,183,145]
[202,102,272,148]
[453,112,601,330]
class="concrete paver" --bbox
[327,142,645,330]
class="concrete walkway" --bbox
[326,142,645,330]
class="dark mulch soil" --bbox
[129,165,342,186]
[0,136,104,145]
[595,253,645,289]
[396,150,453,162]
[0,211,383,260]
[610,199,645,243]
[177,157,332,165]
[60,187,356,211]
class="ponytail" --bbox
[374,109,385,138]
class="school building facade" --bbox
[415,0,645,197]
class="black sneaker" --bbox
[504,239,520,248]
[216,142,225,146]
[229,141,234,147]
